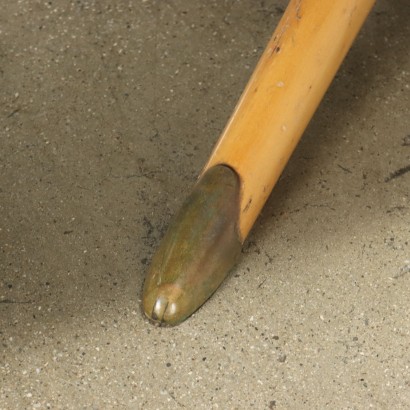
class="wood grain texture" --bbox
[203,0,375,240]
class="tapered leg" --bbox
[142,0,375,326]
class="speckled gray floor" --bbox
[1,0,409,409]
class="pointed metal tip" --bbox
[151,296,169,322]
[142,165,242,326]
[143,284,185,326]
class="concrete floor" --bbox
[1,0,409,408]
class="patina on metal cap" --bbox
[142,165,242,326]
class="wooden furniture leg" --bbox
[142,0,375,326]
